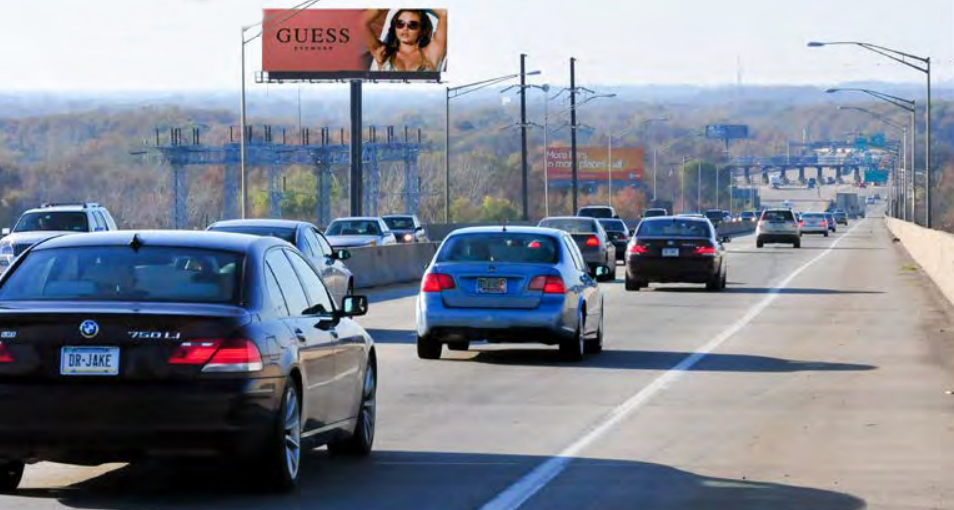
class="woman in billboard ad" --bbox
[362,9,447,72]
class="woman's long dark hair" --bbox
[382,10,434,65]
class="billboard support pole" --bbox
[240,27,248,220]
[350,80,363,217]
[570,57,579,213]
[543,89,550,218]
[520,53,529,221]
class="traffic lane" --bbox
[522,219,954,509]
[1,226,864,509]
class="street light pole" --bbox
[810,40,932,226]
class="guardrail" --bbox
[885,217,954,307]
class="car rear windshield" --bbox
[637,219,712,238]
[210,225,295,243]
[437,234,560,264]
[577,208,613,218]
[383,217,414,230]
[762,210,795,222]
[14,211,89,233]
[643,209,667,217]
[538,218,596,234]
[598,219,627,232]
[325,220,381,236]
[802,213,825,220]
[741,212,756,218]
[0,246,243,304]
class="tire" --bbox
[0,460,23,494]
[584,305,604,354]
[416,335,442,360]
[756,238,764,248]
[255,378,302,492]
[824,231,829,237]
[560,310,585,361]
[794,239,801,249]
[720,268,727,290]
[625,276,639,291]
[328,359,376,456]
[706,273,721,291]
[447,342,470,351]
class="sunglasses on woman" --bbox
[394,20,421,30]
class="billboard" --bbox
[546,147,644,182]
[262,8,447,81]
[705,124,749,140]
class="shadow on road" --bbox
[10,450,866,510]
[363,283,420,304]
[466,348,877,373]
[365,328,416,344]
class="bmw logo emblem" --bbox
[79,320,99,339]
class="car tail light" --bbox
[0,342,13,363]
[585,236,600,247]
[821,221,828,226]
[529,275,566,294]
[422,273,455,292]
[798,221,805,227]
[629,243,648,255]
[694,245,717,256]
[169,338,263,372]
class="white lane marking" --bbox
[479,220,864,510]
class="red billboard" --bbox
[546,147,644,182]
[262,8,447,81]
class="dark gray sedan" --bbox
[538,217,616,281]
[208,219,354,307]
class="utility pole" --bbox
[349,80,363,216]
[570,57,579,213]
[697,160,702,211]
[520,54,529,221]
[681,155,687,214]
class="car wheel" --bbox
[560,310,585,361]
[328,359,376,456]
[0,460,23,493]
[794,239,801,249]
[824,231,829,237]
[584,305,604,354]
[756,238,764,248]
[447,341,470,351]
[625,276,639,291]
[256,378,301,492]
[416,335,442,360]
[720,268,728,290]
[706,272,721,291]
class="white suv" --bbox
[0,203,118,272]
[756,208,800,249]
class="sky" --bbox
[0,0,952,92]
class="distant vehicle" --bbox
[382,214,428,243]
[677,212,705,218]
[642,208,668,218]
[771,176,782,189]
[415,226,606,361]
[865,196,876,205]
[740,211,758,222]
[808,177,817,189]
[824,212,837,233]
[597,218,630,261]
[324,217,397,248]
[833,210,849,226]
[0,202,118,274]
[207,219,354,307]
[704,210,730,227]
[537,217,615,280]
[799,212,829,237]
[835,192,861,219]
[827,177,837,185]
[625,216,728,292]
[0,231,376,492]
[781,200,794,208]
[756,208,800,248]
[576,205,618,219]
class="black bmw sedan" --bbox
[624,216,728,291]
[0,231,377,492]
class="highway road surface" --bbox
[3,212,954,510]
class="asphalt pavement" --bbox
[4,212,954,510]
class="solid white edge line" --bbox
[478,220,865,510]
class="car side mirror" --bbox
[594,266,610,278]
[334,249,351,261]
[1,228,9,237]
[340,295,368,317]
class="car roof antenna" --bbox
[129,232,143,252]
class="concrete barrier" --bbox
[345,242,438,290]
[717,222,756,238]
[885,217,954,307]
